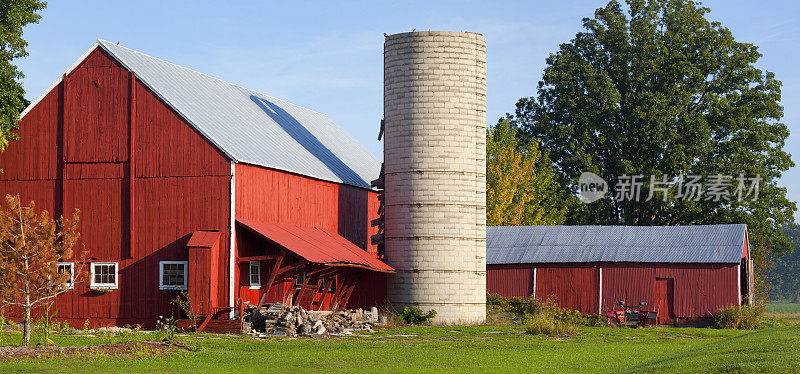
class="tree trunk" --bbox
[23,304,31,346]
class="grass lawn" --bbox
[0,324,798,373]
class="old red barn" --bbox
[0,40,392,327]
[487,225,754,324]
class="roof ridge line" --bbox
[97,39,332,118]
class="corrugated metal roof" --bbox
[487,224,747,264]
[22,40,380,189]
[237,219,394,273]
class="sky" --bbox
[15,0,800,221]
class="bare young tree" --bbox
[0,194,81,346]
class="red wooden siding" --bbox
[486,264,533,297]
[188,231,221,315]
[65,49,130,163]
[234,164,385,309]
[488,261,741,320]
[536,266,599,314]
[0,48,232,327]
[601,263,740,318]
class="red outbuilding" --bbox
[487,225,754,324]
[0,40,391,328]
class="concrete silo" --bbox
[383,31,486,323]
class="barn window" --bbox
[90,262,118,290]
[159,261,188,290]
[57,262,74,289]
[249,261,261,289]
[295,271,306,286]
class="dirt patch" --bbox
[0,340,189,360]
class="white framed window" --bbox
[249,261,261,289]
[90,262,118,290]
[159,261,188,291]
[57,262,74,289]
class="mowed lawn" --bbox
[0,324,799,373]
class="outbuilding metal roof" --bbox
[22,40,380,189]
[487,224,748,264]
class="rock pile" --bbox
[246,303,379,337]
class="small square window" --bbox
[57,262,74,289]
[295,271,306,286]
[249,261,261,289]
[90,262,118,290]
[159,261,188,290]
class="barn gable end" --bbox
[0,45,233,326]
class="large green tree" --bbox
[486,120,573,226]
[507,0,796,253]
[0,0,46,151]
[768,224,800,301]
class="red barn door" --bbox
[655,278,674,324]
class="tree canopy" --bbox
[0,0,47,151]
[506,0,795,253]
[486,120,573,226]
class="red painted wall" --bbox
[234,164,386,309]
[536,266,599,315]
[0,48,232,327]
[488,261,741,319]
[601,263,740,319]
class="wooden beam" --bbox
[128,71,136,259]
[236,255,278,263]
[256,249,285,311]
[275,260,306,276]
[339,283,356,311]
[60,73,67,222]
[196,313,213,333]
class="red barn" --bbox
[0,40,392,328]
[487,225,754,324]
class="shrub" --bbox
[401,307,437,325]
[487,293,606,327]
[523,312,576,336]
[715,303,766,329]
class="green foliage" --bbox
[486,120,574,226]
[155,315,179,345]
[401,307,437,325]
[715,303,766,329]
[523,312,577,336]
[767,224,800,301]
[0,0,47,150]
[487,293,607,327]
[171,291,202,350]
[505,0,796,255]
[36,303,57,345]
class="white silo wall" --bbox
[383,31,486,324]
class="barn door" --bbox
[655,278,674,324]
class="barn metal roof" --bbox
[21,40,380,189]
[237,219,394,273]
[487,224,748,264]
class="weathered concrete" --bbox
[383,31,487,324]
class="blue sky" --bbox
[16,0,799,221]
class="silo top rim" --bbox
[385,31,485,40]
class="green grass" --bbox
[766,301,800,325]
[767,301,800,314]
[0,325,798,373]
